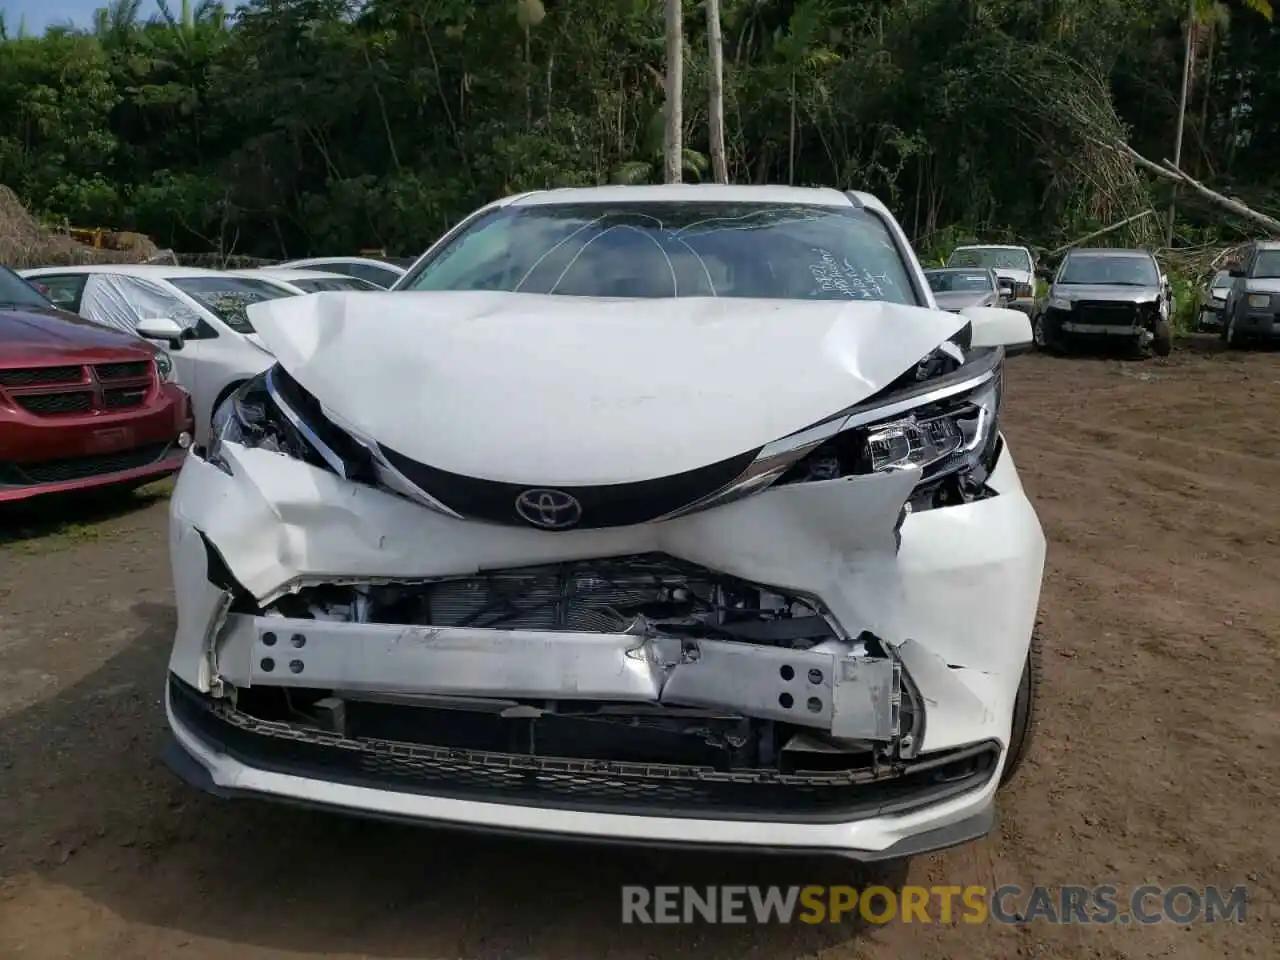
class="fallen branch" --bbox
[1092,137,1280,235]
[1049,209,1156,256]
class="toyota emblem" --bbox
[514,488,583,530]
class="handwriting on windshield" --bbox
[808,249,886,299]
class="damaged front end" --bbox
[172,550,1003,822]
[164,298,1044,853]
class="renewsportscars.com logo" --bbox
[620,884,1249,925]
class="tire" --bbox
[1032,313,1058,353]
[1000,630,1042,787]
[1151,319,1173,357]
[1225,312,1247,350]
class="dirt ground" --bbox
[1,342,1277,959]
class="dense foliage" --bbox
[0,0,1276,258]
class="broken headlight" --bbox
[662,351,1004,519]
[777,365,1002,504]
[205,366,375,481]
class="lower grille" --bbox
[15,392,94,415]
[0,441,173,485]
[170,676,1000,821]
[1074,301,1141,326]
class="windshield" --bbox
[947,247,1032,272]
[1253,250,1280,279]
[293,276,381,293]
[1210,269,1231,290]
[925,269,994,293]
[399,202,920,304]
[0,266,55,309]
[169,276,291,333]
[1058,254,1159,287]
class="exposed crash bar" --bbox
[214,614,901,741]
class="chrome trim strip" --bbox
[265,367,351,480]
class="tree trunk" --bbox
[788,71,796,185]
[663,0,684,184]
[706,0,727,184]
[1166,0,1196,247]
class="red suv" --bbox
[0,266,194,502]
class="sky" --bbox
[2,0,160,33]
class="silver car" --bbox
[924,267,1012,312]
[1034,248,1173,357]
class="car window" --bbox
[78,274,203,336]
[947,247,1032,272]
[1210,269,1230,289]
[334,263,400,287]
[292,276,381,293]
[1252,250,1280,279]
[1058,255,1159,287]
[925,269,994,293]
[21,272,84,311]
[399,202,921,304]
[168,276,291,333]
[2,268,54,309]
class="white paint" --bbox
[247,290,965,484]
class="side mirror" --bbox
[1227,262,1244,278]
[135,316,188,350]
[959,306,1034,355]
[997,280,1015,300]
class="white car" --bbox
[163,185,1046,862]
[274,256,406,289]
[20,264,292,445]
[946,244,1038,314]
[232,267,384,296]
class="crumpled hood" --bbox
[246,291,965,485]
[1051,283,1160,303]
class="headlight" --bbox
[1048,297,1072,311]
[205,367,372,481]
[1247,293,1271,308]
[153,350,177,383]
[661,352,1004,520]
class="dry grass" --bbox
[0,184,160,268]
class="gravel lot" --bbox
[1,344,1276,959]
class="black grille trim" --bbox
[169,676,1000,822]
[0,365,83,387]
[377,443,760,531]
[0,441,174,485]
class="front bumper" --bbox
[0,382,193,502]
[163,438,1044,856]
[1234,310,1280,337]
